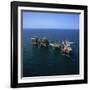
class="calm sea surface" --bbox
[22,29,79,77]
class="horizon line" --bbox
[23,28,79,30]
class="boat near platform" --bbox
[50,43,61,49]
[31,37,74,56]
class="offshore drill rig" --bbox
[31,37,74,56]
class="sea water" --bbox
[22,29,79,77]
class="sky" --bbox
[22,11,80,30]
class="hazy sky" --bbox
[22,11,80,29]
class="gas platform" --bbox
[31,37,74,56]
